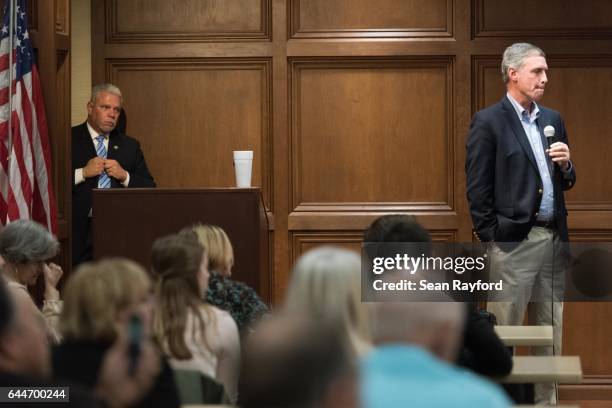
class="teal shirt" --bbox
[361,345,511,408]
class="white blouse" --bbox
[167,305,240,403]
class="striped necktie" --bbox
[95,135,111,188]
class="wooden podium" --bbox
[92,188,270,302]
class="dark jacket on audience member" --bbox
[52,339,180,408]
[206,271,269,332]
[457,306,513,377]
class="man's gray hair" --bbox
[0,220,59,264]
[90,83,122,104]
[501,43,546,84]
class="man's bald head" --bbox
[371,301,465,362]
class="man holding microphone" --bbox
[466,42,576,404]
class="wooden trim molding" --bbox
[105,0,272,43]
[289,0,453,39]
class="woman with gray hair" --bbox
[0,219,63,343]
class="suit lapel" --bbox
[76,122,97,160]
[107,133,121,161]
[501,97,538,172]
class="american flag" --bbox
[0,0,57,233]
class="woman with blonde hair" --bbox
[285,246,371,356]
[186,224,267,332]
[151,232,240,403]
[53,258,180,408]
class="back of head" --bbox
[371,301,465,362]
[363,214,431,261]
[364,214,431,244]
[60,259,151,342]
[240,314,356,408]
[285,246,370,353]
[150,233,208,359]
[365,215,464,360]
[150,233,204,298]
[186,224,233,275]
[0,220,59,264]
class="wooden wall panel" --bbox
[290,230,455,268]
[26,0,37,30]
[108,59,273,210]
[290,0,452,38]
[291,232,363,262]
[291,59,453,210]
[284,229,455,302]
[564,302,612,375]
[56,0,68,34]
[108,0,271,42]
[542,61,612,211]
[564,232,612,383]
[474,0,612,38]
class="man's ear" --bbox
[508,67,518,82]
[86,101,93,115]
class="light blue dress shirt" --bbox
[506,93,554,221]
[361,345,512,408]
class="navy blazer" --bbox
[466,96,576,244]
[71,122,155,265]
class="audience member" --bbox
[185,224,268,332]
[0,219,63,343]
[0,276,52,381]
[53,259,180,408]
[151,233,240,403]
[0,277,159,408]
[239,314,358,408]
[363,214,512,377]
[362,301,511,407]
[284,246,371,356]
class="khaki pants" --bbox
[487,227,565,405]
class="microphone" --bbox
[543,125,556,148]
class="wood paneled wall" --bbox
[90,0,612,400]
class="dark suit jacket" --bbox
[72,122,156,265]
[466,96,576,244]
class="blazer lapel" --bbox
[107,133,121,161]
[501,97,538,173]
[76,122,97,160]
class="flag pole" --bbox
[7,0,15,162]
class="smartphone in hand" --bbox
[128,314,143,376]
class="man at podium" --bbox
[72,83,156,266]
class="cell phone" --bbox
[127,314,143,376]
